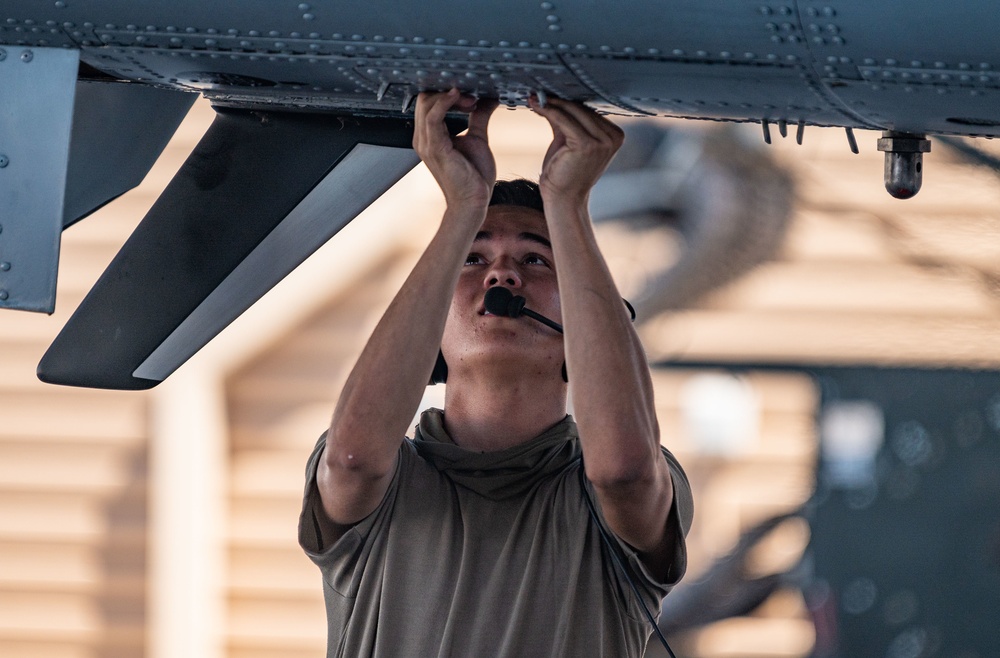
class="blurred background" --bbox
[1,98,999,657]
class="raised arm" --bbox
[529,97,676,579]
[316,90,498,538]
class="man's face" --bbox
[440,205,564,380]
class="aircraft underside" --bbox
[2,0,1000,388]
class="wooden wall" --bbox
[4,97,1000,657]
[0,99,213,657]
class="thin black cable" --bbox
[579,465,678,658]
[520,307,564,333]
[484,286,634,332]
[484,286,671,652]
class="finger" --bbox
[537,97,621,146]
[413,91,445,143]
[530,98,599,147]
[413,89,463,151]
[552,97,620,131]
[550,98,621,144]
[573,104,624,145]
[465,97,499,141]
[414,90,449,124]
[453,93,480,113]
[416,89,461,127]
[529,98,578,150]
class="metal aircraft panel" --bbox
[0,9,79,48]
[565,57,863,126]
[798,1,1000,71]
[63,81,197,227]
[0,45,78,313]
[6,0,1000,386]
[826,77,1000,137]
[6,1,1000,134]
[549,0,808,61]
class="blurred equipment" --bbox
[806,367,1000,658]
[590,122,795,321]
[657,509,805,634]
[652,364,1000,658]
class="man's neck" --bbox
[441,373,567,452]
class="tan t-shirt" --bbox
[299,410,693,658]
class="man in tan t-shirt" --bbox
[299,90,693,657]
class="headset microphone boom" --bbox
[483,286,564,334]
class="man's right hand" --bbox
[319,90,498,542]
[413,89,499,210]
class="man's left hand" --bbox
[529,96,624,204]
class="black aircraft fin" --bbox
[63,81,197,228]
[38,108,462,389]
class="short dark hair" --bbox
[489,178,544,214]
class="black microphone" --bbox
[484,287,564,334]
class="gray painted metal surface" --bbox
[5,0,1000,385]
[809,366,1000,658]
[63,82,197,227]
[591,122,794,320]
[5,1,1000,134]
[0,45,77,313]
